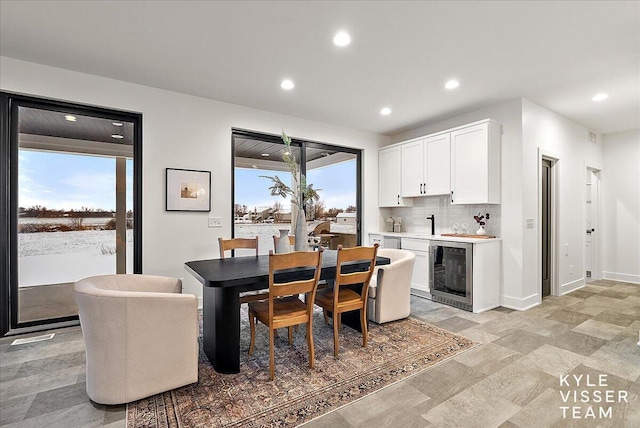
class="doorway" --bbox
[586,167,601,280]
[541,158,553,298]
[1,92,142,336]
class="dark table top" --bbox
[185,250,390,288]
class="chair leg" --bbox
[248,310,256,356]
[269,328,275,381]
[323,309,329,325]
[333,312,339,357]
[360,308,368,348]
[288,326,293,345]
[306,321,314,369]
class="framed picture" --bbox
[166,168,211,212]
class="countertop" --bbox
[369,231,502,244]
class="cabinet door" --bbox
[401,140,424,197]
[409,250,429,292]
[424,134,450,195]
[451,124,489,204]
[379,146,412,207]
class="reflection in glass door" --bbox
[1,93,142,335]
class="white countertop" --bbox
[369,231,502,244]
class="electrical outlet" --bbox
[526,218,535,229]
[565,244,569,256]
[208,217,222,228]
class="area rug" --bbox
[127,309,476,427]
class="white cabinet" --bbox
[401,238,430,293]
[400,134,451,197]
[379,146,413,207]
[450,121,501,204]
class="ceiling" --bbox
[19,107,135,145]
[1,1,638,136]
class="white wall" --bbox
[522,99,604,301]
[1,57,388,301]
[602,129,640,284]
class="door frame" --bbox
[0,91,143,336]
[538,148,559,298]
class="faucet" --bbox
[426,215,435,236]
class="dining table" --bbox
[185,249,389,374]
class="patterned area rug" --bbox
[127,309,476,427]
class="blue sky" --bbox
[235,160,356,211]
[19,150,133,211]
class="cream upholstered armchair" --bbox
[367,249,416,324]
[74,274,199,405]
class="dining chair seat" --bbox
[248,296,307,326]
[315,288,362,311]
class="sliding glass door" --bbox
[232,129,361,254]
[1,93,142,335]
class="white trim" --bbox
[382,118,499,148]
[501,293,540,311]
[560,278,585,295]
[585,165,602,281]
[602,272,640,285]
[198,296,204,310]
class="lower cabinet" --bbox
[401,238,430,294]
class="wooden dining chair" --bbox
[248,248,324,380]
[218,236,266,303]
[218,236,259,259]
[314,244,379,357]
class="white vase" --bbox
[294,209,308,251]
[476,225,487,235]
[275,229,290,253]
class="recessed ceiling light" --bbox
[280,79,295,90]
[64,115,76,122]
[261,153,270,157]
[592,93,608,102]
[380,107,392,116]
[445,80,460,90]
[333,31,351,47]
[112,122,123,126]
[111,134,124,139]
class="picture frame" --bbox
[166,168,211,212]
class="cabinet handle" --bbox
[397,195,400,205]
[423,182,426,194]
[420,183,423,194]
[451,190,454,203]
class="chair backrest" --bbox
[218,236,258,258]
[335,244,379,302]
[269,248,323,299]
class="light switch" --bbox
[208,217,222,228]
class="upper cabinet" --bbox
[378,119,500,207]
[379,146,413,207]
[400,134,451,197]
[450,121,501,205]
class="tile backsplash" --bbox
[380,196,501,237]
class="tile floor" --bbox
[1,279,638,427]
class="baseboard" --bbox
[501,293,539,311]
[602,271,640,285]
[560,277,585,295]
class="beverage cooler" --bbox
[429,241,473,311]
